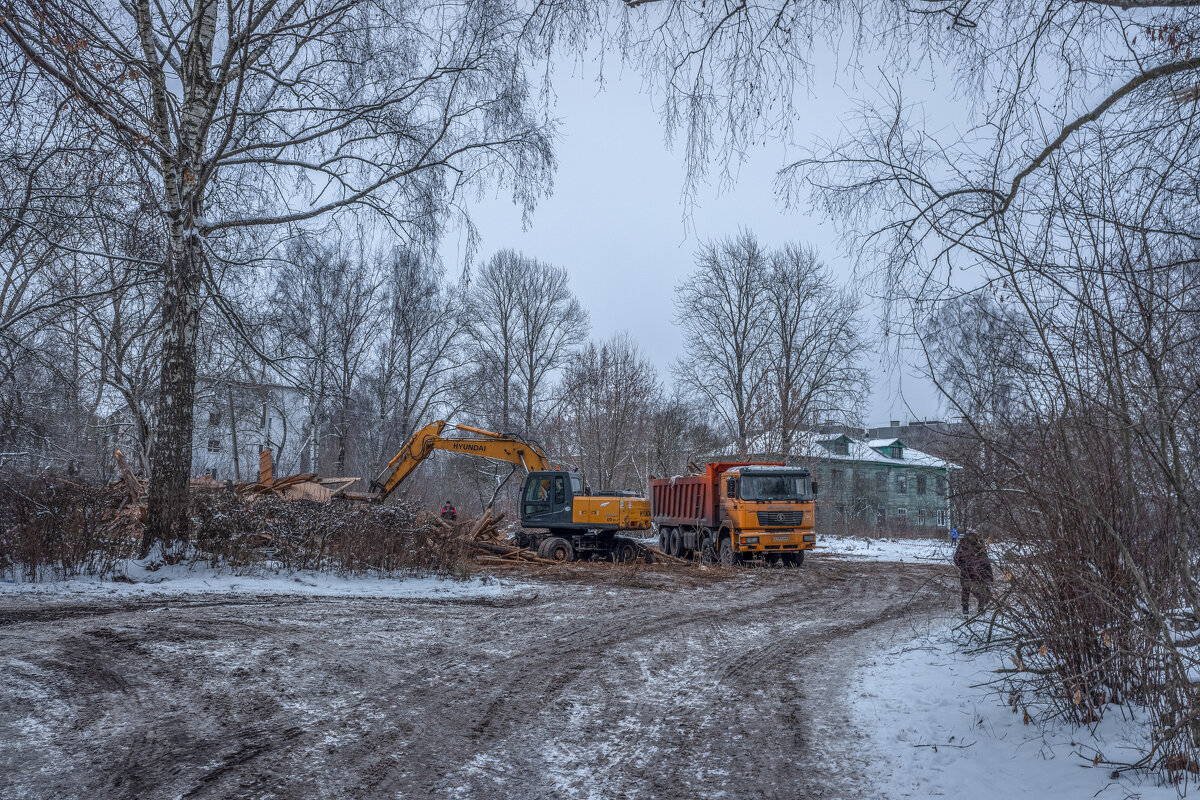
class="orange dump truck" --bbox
[650,462,818,566]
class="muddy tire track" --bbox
[0,559,953,800]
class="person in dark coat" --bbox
[953,528,993,615]
[440,501,457,522]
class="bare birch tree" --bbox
[468,249,525,431]
[513,257,589,434]
[764,243,868,455]
[269,236,382,475]
[674,231,772,457]
[369,246,469,460]
[556,332,660,491]
[0,0,556,550]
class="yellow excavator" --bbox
[369,420,652,562]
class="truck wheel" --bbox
[659,527,671,553]
[539,537,575,562]
[718,537,735,567]
[699,527,716,564]
[669,528,684,558]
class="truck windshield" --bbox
[740,474,811,501]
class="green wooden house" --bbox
[795,434,954,533]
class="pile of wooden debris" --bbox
[424,512,564,566]
[111,448,365,514]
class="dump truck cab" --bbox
[719,465,817,560]
[650,461,817,565]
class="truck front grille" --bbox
[756,511,804,526]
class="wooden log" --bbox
[499,547,530,560]
[113,449,142,503]
[469,541,523,556]
[475,554,559,566]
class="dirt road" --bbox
[0,558,952,800]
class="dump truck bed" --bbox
[650,474,718,527]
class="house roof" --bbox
[800,435,953,470]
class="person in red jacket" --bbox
[440,501,457,522]
[953,528,994,615]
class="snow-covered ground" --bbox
[818,534,956,563]
[856,624,1183,799]
[0,560,522,600]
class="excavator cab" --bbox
[520,470,582,528]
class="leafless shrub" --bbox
[0,474,472,580]
[189,495,471,577]
[0,472,137,580]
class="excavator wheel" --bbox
[539,536,575,563]
[612,539,638,564]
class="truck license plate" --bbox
[772,535,791,542]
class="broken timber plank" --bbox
[259,449,273,485]
[113,449,142,503]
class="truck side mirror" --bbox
[812,481,819,496]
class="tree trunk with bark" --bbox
[143,224,202,554]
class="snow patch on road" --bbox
[818,534,955,563]
[855,625,1181,798]
[0,561,522,600]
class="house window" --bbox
[208,410,221,426]
[918,508,928,525]
[936,476,947,496]
[207,438,221,453]
[897,474,907,493]
[206,467,219,480]
[897,507,907,526]
[890,444,903,459]
[831,469,844,490]
[875,472,886,493]
[936,508,947,526]
[835,439,849,455]
[917,475,927,495]
[876,507,886,525]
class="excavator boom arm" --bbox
[371,420,552,500]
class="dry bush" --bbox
[0,471,139,579]
[0,473,471,580]
[189,494,470,576]
[963,415,1200,778]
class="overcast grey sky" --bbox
[443,60,944,426]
